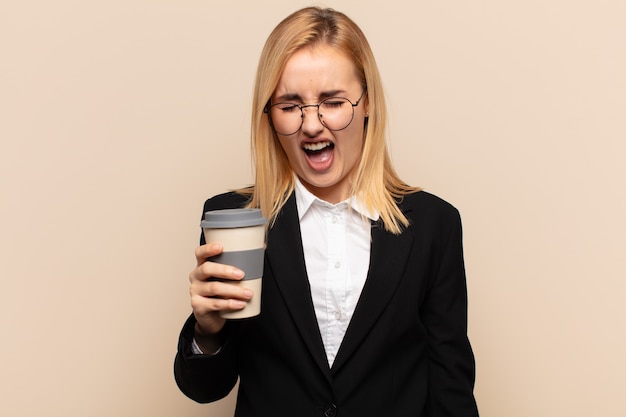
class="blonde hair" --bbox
[240,7,419,234]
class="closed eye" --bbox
[321,99,347,109]
[275,103,301,113]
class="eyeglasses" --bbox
[264,90,366,136]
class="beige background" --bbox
[1,0,624,416]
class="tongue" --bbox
[306,147,333,170]
[308,147,332,162]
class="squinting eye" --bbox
[321,100,346,109]
[276,104,300,113]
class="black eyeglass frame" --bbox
[263,90,367,136]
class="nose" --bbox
[300,105,324,136]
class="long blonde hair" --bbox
[240,7,419,234]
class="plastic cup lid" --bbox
[201,208,267,228]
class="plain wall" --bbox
[1,1,625,416]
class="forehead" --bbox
[273,44,360,100]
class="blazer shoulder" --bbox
[401,190,459,217]
[399,190,462,234]
[202,190,252,213]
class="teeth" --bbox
[302,141,331,151]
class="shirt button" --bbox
[334,261,341,269]
[323,404,337,417]
[331,215,338,223]
[334,311,342,320]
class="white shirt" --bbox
[294,178,378,366]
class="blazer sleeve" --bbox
[422,208,479,416]
[174,314,239,403]
[173,192,249,403]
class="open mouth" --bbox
[302,140,334,168]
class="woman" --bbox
[175,7,479,416]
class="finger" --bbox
[191,292,248,315]
[190,260,245,283]
[191,279,253,301]
[194,243,223,265]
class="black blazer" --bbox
[175,190,478,417]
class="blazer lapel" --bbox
[265,193,332,380]
[331,214,415,372]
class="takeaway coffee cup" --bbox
[201,208,266,319]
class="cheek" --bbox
[276,136,298,161]
[345,120,366,151]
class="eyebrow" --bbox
[276,90,347,102]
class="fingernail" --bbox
[243,289,253,299]
[233,269,244,278]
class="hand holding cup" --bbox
[189,242,252,340]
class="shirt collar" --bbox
[294,176,379,221]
